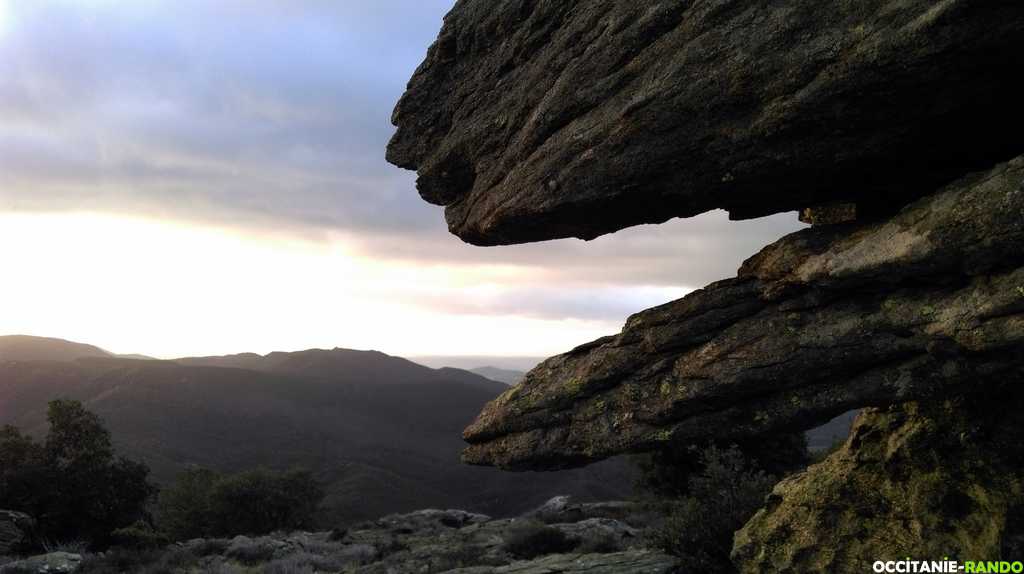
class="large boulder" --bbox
[462,156,1024,470]
[0,510,33,555]
[388,0,1024,245]
[732,389,1024,573]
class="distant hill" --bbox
[0,340,634,526]
[469,366,525,385]
[0,335,111,362]
[178,348,501,391]
[115,353,158,361]
[412,356,543,372]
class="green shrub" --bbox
[633,433,806,499]
[156,466,219,540]
[0,400,157,550]
[646,445,776,572]
[157,467,324,539]
[209,468,323,537]
[189,538,231,557]
[110,520,171,549]
[502,520,577,559]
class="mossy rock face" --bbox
[732,389,1024,573]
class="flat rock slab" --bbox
[388,0,1024,245]
[462,156,1024,470]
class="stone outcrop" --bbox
[461,157,1024,469]
[0,552,81,574]
[732,389,1024,572]
[388,0,1024,569]
[0,511,33,555]
[388,0,1024,245]
[114,499,675,574]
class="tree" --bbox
[647,445,778,572]
[633,432,808,499]
[0,400,157,548]
[210,468,323,536]
[156,466,220,540]
[0,425,47,513]
[157,467,324,540]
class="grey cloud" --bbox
[0,0,804,319]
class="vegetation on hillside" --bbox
[158,466,324,540]
[0,400,156,549]
[1,400,325,554]
[635,439,809,572]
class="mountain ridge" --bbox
[0,335,634,526]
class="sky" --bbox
[0,0,803,360]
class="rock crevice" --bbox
[460,157,1024,470]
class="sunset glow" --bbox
[0,0,799,360]
[0,211,671,358]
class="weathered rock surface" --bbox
[443,550,680,574]
[0,511,33,555]
[0,552,81,574]
[347,503,652,573]
[733,389,1024,573]
[522,495,651,527]
[110,500,673,573]
[388,0,1024,245]
[463,156,1024,470]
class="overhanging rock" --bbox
[461,157,1024,470]
[388,0,1024,245]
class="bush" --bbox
[209,468,323,536]
[157,467,324,539]
[633,433,807,499]
[646,445,777,572]
[78,548,165,574]
[0,400,157,549]
[156,466,219,540]
[110,521,171,549]
[502,521,577,560]
[189,538,231,557]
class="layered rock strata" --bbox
[461,157,1024,470]
[387,0,1024,569]
[388,0,1024,245]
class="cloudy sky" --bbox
[0,0,802,361]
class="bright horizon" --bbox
[0,0,802,360]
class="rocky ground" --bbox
[0,498,680,574]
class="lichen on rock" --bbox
[732,388,1024,572]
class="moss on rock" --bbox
[732,388,1024,573]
